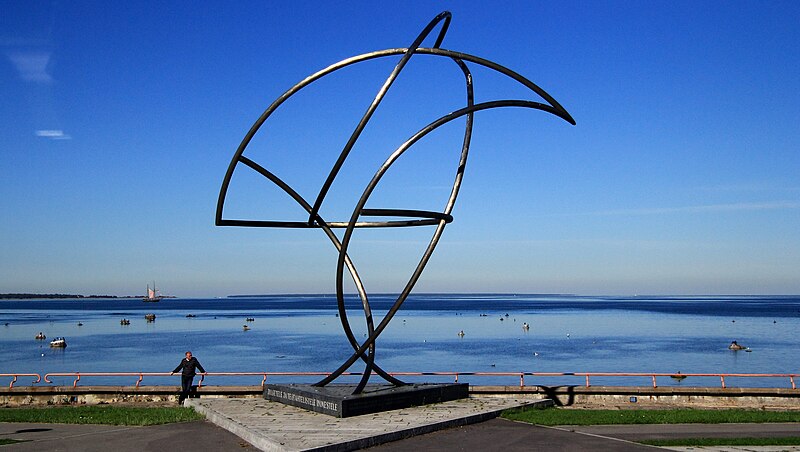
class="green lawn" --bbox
[641,437,800,447]
[0,406,204,426]
[502,407,800,447]
[501,407,800,426]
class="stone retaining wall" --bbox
[1,385,798,409]
[473,385,800,410]
[0,386,262,406]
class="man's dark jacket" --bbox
[173,357,205,376]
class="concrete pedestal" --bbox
[264,383,469,417]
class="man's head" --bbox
[185,351,192,359]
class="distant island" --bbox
[0,293,140,300]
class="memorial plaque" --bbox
[264,383,469,418]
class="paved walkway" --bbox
[567,423,800,452]
[2,398,799,451]
[188,397,800,451]
[0,420,249,451]
[372,420,800,452]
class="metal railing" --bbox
[388,371,799,389]
[44,372,172,388]
[34,371,800,390]
[42,371,353,388]
[0,373,41,388]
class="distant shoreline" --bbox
[0,293,141,300]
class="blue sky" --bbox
[1,1,798,297]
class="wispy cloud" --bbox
[590,202,800,216]
[35,129,71,140]
[696,183,800,193]
[7,51,53,84]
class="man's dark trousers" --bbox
[179,375,194,403]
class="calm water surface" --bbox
[1,294,798,388]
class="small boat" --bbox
[457,330,465,337]
[120,318,130,325]
[670,372,687,381]
[522,322,530,331]
[243,325,250,331]
[728,341,746,351]
[77,322,83,326]
[144,313,156,322]
[35,332,46,340]
[142,282,163,302]
[246,317,255,322]
[185,314,196,318]
[49,337,67,348]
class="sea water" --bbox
[1,294,798,388]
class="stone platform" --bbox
[187,395,552,451]
[264,383,469,417]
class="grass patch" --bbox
[0,439,29,445]
[640,437,800,447]
[501,407,800,426]
[0,406,204,426]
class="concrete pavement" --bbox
[2,397,799,451]
[369,419,800,452]
[369,417,660,451]
[567,422,800,441]
[187,396,800,451]
[0,420,250,451]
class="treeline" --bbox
[0,293,124,299]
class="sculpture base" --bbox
[263,383,469,418]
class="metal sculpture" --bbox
[216,11,575,394]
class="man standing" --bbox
[171,351,206,404]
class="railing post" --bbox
[73,373,80,388]
[519,373,524,388]
[198,374,205,388]
[262,373,267,387]
[454,373,459,383]
[9,375,17,388]
[585,375,591,387]
[136,373,143,388]
[720,375,726,389]
[790,376,795,390]
[652,375,657,388]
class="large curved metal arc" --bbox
[216,46,573,227]
[235,156,403,386]
[348,54,474,394]
[316,99,572,386]
[218,218,448,228]
[221,100,571,390]
[363,100,574,337]
[215,18,575,390]
[307,11,453,226]
[215,51,408,228]
[317,220,450,388]
[215,49,435,228]
[441,58,474,217]
[431,11,452,49]
[424,48,575,125]
[318,230,404,387]
[315,12,454,392]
